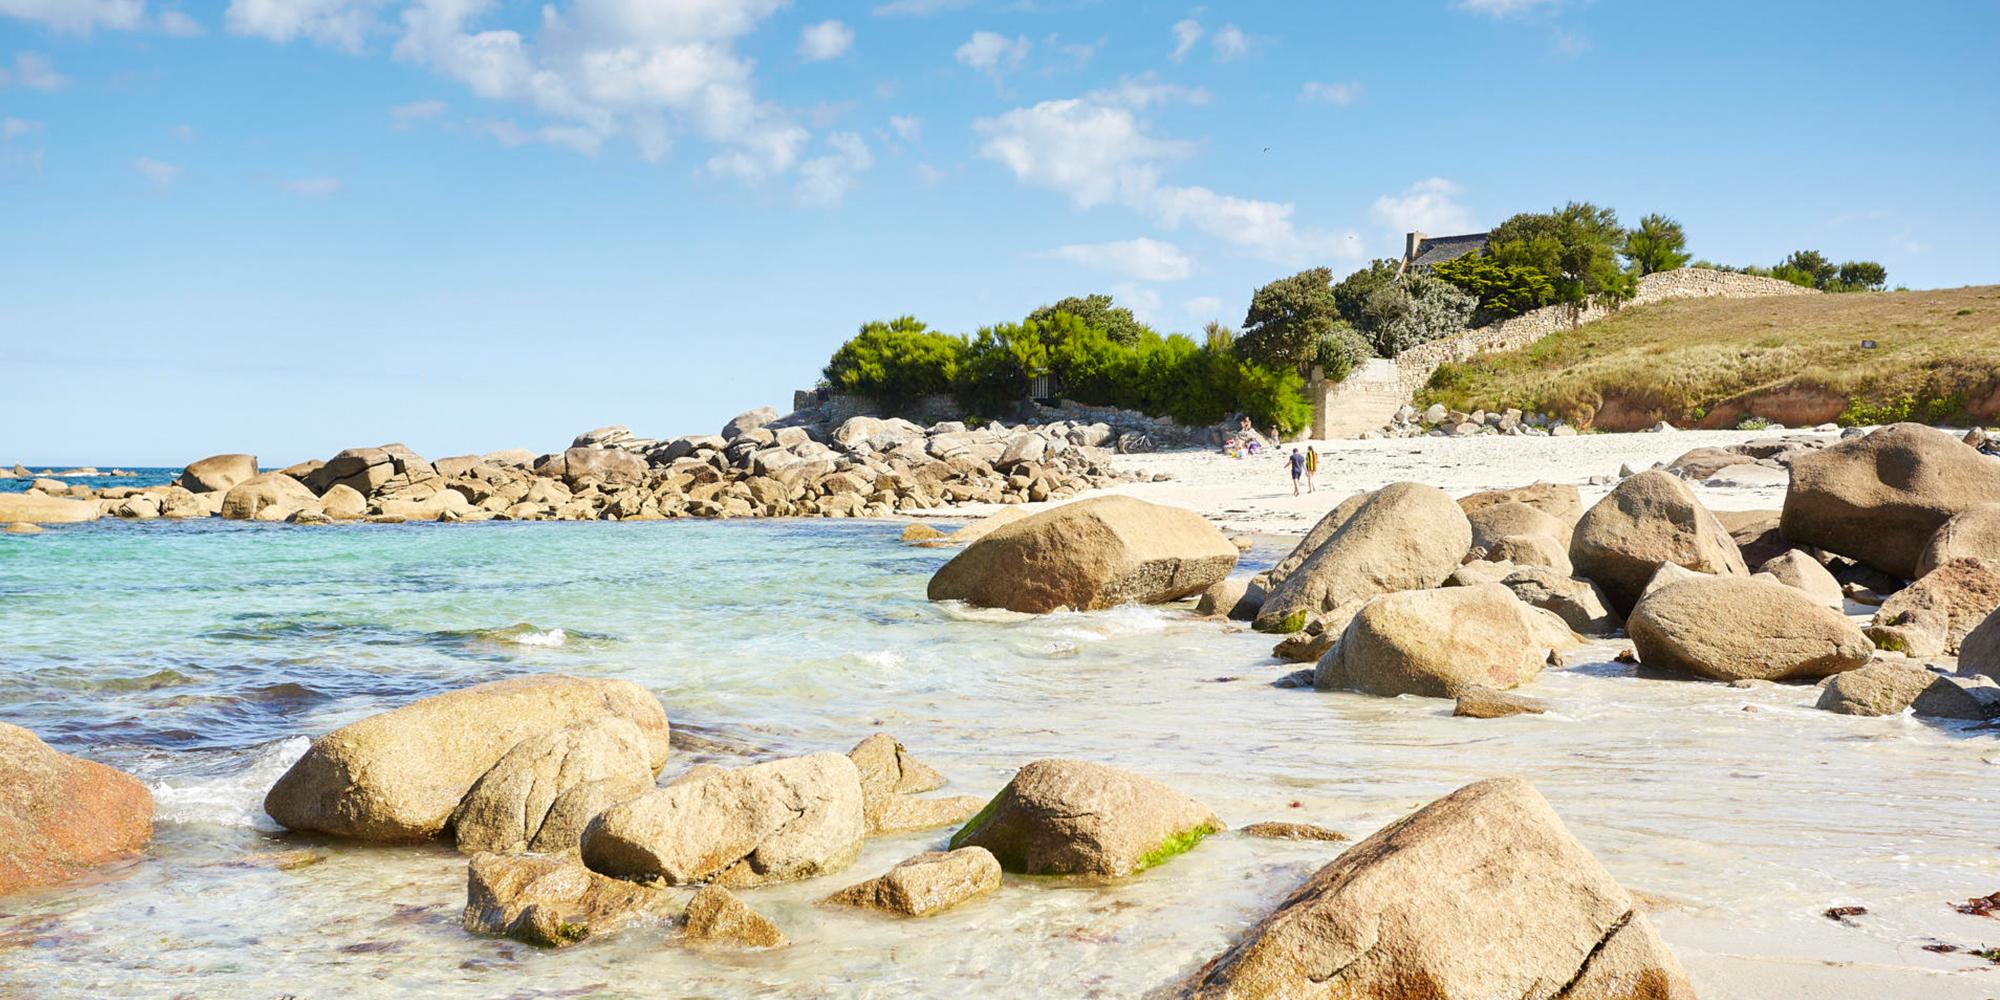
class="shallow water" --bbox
[1,518,1996,999]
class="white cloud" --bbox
[1371,177,1473,235]
[1095,73,1208,110]
[1182,295,1222,322]
[1300,81,1360,106]
[170,123,198,142]
[389,98,448,128]
[1,116,41,139]
[225,0,386,53]
[380,0,807,183]
[281,176,342,197]
[795,130,870,206]
[0,0,144,34]
[1456,0,1558,15]
[474,118,606,156]
[0,52,68,90]
[157,8,203,35]
[798,19,853,61]
[132,156,180,190]
[888,114,919,141]
[914,161,943,185]
[1211,24,1248,62]
[1169,18,1202,62]
[954,30,1029,81]
[1042,237,1193,282]
[976,90,1359,265]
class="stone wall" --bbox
[1391,269,1816,397]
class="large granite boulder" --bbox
[824,847,1001,917]
[0,492,101,524]
[721,406,779,440]
[580,752,864,887]
[1916,503,2000,579]
[1256,483,1471,632]
[178,453,258,493]
[452,717,657,855]
[1313,584,1576,698]
[1869,557,2000,656]
[847,734,981,835]
[1629,575,1872,682]
[1,723,155,895]
[927,496,1237,613]
[1814,661,1994,720]
[1265,491,1372,589]
[1497,565,1620,636]
[1458,481,1583,527]
[1781,423,2000,579]
[1570,469,1747,616]
[1178,777,1693,1000]
[681,885,788,948]
[219,473,319,521]
[462,851,674,948]
[947,759,1221,877]
[265,676,670,842]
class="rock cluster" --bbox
[1374,402,1577,439]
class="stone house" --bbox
[1396,230,1490,276]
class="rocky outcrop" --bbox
[1,723,155,895]
[1868,557,2000,656]
[0,492,102,524]
[462,851,674,947]
[265,676,670,842]
[1178,777,1693,1000]
[1454,687,1549,718]
[823,847,1001,917]
[1314,584,1576,698]
[1570,469,1747,616]
[451,717,657,854]
[948,759,1221,877]
[1916,503,2000,579]
[219,473,319,522]
[1256,483,1472,632]
[927,497,1237,613]
[1781,423,2000,579]
[580,752,864,887]
[681,885,787,948]
[178,453,258,494]
[1629,576,1872,682]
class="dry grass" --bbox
[1418,286,2000,429]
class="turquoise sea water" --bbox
[1,518,1997,998]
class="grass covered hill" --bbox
[1418,286,2000,431]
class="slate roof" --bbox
[1406,232,1490,271]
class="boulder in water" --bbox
[0,492,101,525]
[462,851,674,948]
[1869,557,2000,655]
[178,453,258,494]
[823,847,1001,917]
[927,497,1237,613]
[451,717,657,855]
[1916,503,2000,579]
[580,752,864,887]
[1177,777,1694,1000]
[0,723,155,895]
[1256,483,1471,633]
[681,885,788,948]
[1629,576,1872,682]
[265,675,670,842]
[219,473,318,521]
[947,759,1221,877]
[1313,584,1576,698]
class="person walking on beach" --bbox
[1288,447,1306,496]
[1304,445,1318,493]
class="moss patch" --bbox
[1133,821,1221,873]
[946,789,1006,851]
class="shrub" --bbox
[1362,275,1477,356]
[822,317,968,409]
[1488,201,1637,310]
[1622,213,1693,275]
[1429,253,1557,324]
[1026,294,1150,345]
[1313,323,1374,382]
[1239,267,1341,379]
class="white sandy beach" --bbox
[927,428,1842,537]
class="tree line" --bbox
[821,203,1891,435]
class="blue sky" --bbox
[3,0,1996,465]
